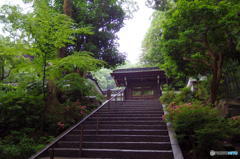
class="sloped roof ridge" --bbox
[113,67,161,73]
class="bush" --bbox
[160,87,194,105]
[0,83,17,92]
[0,89,43,136]
[0,134,51,159]
[0,128,52,159]
[194,80,210,102]
[160,90,176,104]
[228,116,240,144]
[57,73,104,102]
[174,87,193,104]
[166,103,229,158]
[57,73,93,102]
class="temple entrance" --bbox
[131,87,155,99]
[111,67,167,100]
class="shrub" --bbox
[0,83,17,92]
[0,90,43,136]
[0,128,50,159]
[160,90,176,104]
[174,87,193,104]
[194,80,210,102]
[0,134,51,159]
[57,73,92,102]
[160,87,194,105]
[167,103,229,158]
[228,116,240,144]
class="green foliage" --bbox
[52,0,132,66]
[167,103,229,158]
[160,86,193,104]
[57,73,92,99]
[50,52,104,79]
[142,0,240,102]
[141,11,187,87]
[93,62,146,90]
[0,137,39,159]
[227,116,240,144]
[194,79,210,102]
[0,131,52,159]
[141,11,165,65]
[174,87,193,103]
[0,2,106,158]
[0,83,17,92]
[160,90,175,104]
[145,0,174,11]
[93,68,116,90]
[0,89,43,136]
[220,60,240,98]
[0,36,31,82]
[0,1,95,91]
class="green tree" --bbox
[93,68,116,90]
[0,37,29,81]
[145,0,174,11]
[143,0,240,103]
[52,0,138,66]
[0,0,103,129]
[141,11,186,88]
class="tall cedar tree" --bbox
[54,0,126,66]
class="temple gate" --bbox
[111,67,167,100]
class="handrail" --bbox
[29,88,125,159]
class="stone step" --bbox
[83,120,166,125]
[104,104,161,106]
[100,108,163,111]
[95,111,164,115]
[88,117,162,121]
[63,134,170,142]
[33,100,173,159]
[102,105,162,108]
[70,129,168,135]
[78,124,167,130]
[50,148,174,159]
[117,104,161,106]
[114,106,161,108]
[56,141,172,150]
[40,157,107,159]
[109,101,159,103]
[98,110,164,114]
[92,114,163,117]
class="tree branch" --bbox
[183,57,211,67]
[203,29,216,60]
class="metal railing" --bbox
[29,89,125,159]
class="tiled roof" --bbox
[112,67,161,73]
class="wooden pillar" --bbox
[107,89,112,100]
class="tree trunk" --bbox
[64,0,73,17]
[0,62,4,81]
[59,0,73,58]
[40,51,48,131]
[210,54,223,104]
[59,47,66,58]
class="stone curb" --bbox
[162,104,184,159]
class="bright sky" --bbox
[0,0,31,11]
[0,0,32,33]
[0,0,153,64]
[117,1,154,64]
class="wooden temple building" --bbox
[111,67,167,100]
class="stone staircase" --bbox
[37,100,174,159]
